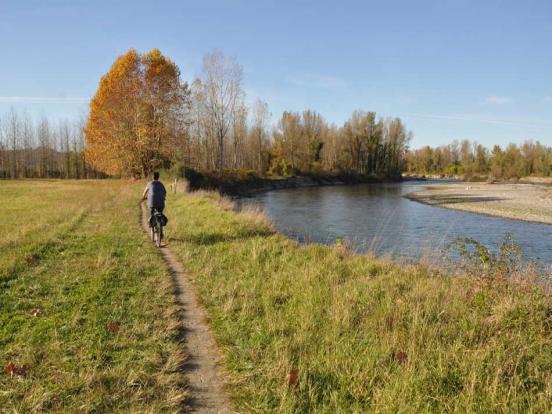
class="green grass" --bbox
[0,180,185,412]
[167,191,552,413]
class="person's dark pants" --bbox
[149,206,164,227]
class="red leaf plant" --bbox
[4,362,15,376]
[4,362,29,377]
[107,322,120,333]
[288,368,299,386]
[394,350,408,365]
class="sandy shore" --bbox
[407,182,552,224]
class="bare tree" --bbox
[251,99,270,172]
[200,51,244,175]
[231,103,248,169]
[274,111,302,171]
[74,116,88,178]
[21,111,34,177]
[60,121,71,178]
[37,116,51,177]
[189,79,206,169]
[6,108,19,178]
[0,114,5,178]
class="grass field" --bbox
[2,180,552,413]
[0,180,185,412]
[168,191,552,413]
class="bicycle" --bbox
[150,208,164,248]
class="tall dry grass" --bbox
[166,190,552,413]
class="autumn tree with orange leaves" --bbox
[85,49,189,177]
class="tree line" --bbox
[84,49,412,179]
[0,109,103,179]
[12,48,548,182]
[405,140,552,179]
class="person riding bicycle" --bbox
[142,171,167,227]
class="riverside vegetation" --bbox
[405,139,552,180]
[0,180,185,412]
[167,190,552,413]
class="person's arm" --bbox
[142,185,149,200]
[162,183,167,200]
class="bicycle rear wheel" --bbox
[156,223,162,247]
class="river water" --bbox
[241,181,552,266]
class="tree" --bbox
[189,79,213,170]
[85,48,189,177]
[382,118,410,176]
[37,117,51,177]
[405,140,552,179]
[302,110,327,172]
[231,103,248,169]
[460,139,473,176]
[273,111,302,173]
[199,51,244,176]
[320,125,341,171]
[0,114,5,178]
[6,108,19,178]
[342,111,368,173]
[503,144,523,178]
[339,114,410,177]
[473,143,489,175]
[250,99,270,172]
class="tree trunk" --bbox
[218,132,224,176]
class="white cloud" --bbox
[0,96,89,104]
[484,96,513,104]
[396,95,416,105]
[285,72,347,91]
[400,112,551,128]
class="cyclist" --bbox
[142,171,167,227]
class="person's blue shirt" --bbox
[144,180,166,209]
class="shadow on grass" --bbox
[168,228,273,246]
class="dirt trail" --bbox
[141,204,232,413]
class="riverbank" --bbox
[182,169,398,196]
[402,172,464,181]
[403,173,552,186]
[166,190,552,413]
[407,182,552,224]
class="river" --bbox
[240,181,552,266]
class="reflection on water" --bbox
[240,181,552,265]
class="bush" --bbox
[446,232,526,279]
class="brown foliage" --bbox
[85,49,189,177]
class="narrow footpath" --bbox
[141,204,232,413]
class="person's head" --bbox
[153,171,160,181]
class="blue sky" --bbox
[1,0,551,148]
